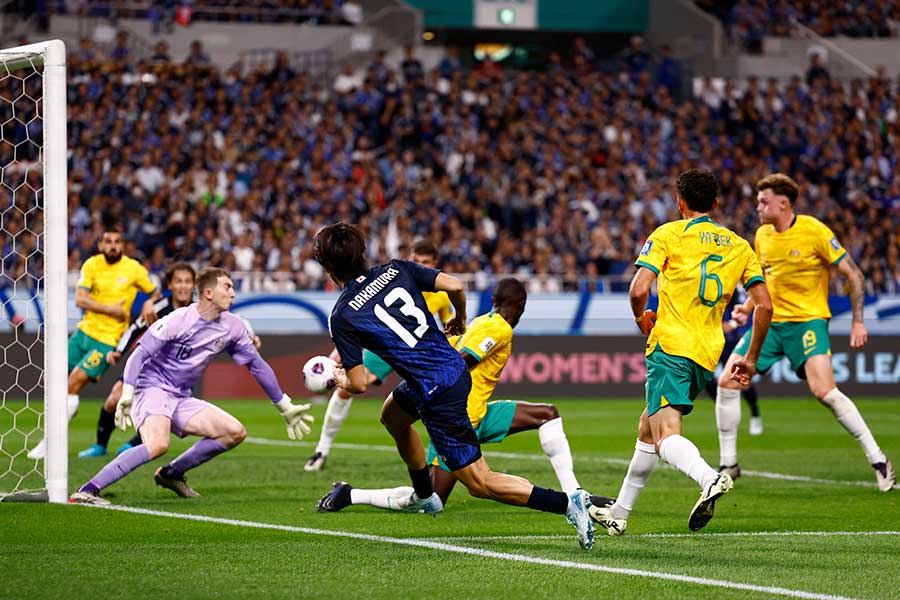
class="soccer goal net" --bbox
[0,40,67,503]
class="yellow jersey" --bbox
[448,312,513,426]
[423,290,453,326]
[754,215,846,322]
[636,216,764,372]
[76,255,157,346]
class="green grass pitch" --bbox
[1,397,898,599]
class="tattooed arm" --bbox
[836,254,867,348]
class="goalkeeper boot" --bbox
[154,466,201,498]
[78,444,108,458]
[26,437,46,460]
[689,472,733,532]
[589,497,627,536]
[873,460,896,492]
[565,489,595,550]
[304,451,327,472]
[69,490,110,506]
[396,491,443,515]
[316,481,352,512]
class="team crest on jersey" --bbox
[640,240,653,256]
[829,237,841,251]
[789,249,801,257]
[214,337,225,351]
[117,277,128,284]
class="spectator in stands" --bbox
[401,45,424,86]
[185,40,212,68]
[439,46,463,78]
[805,52,830,86]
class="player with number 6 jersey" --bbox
[314,223,598,550]
[591,169,773,537]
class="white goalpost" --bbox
[0,40,67,503]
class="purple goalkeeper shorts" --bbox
[131,387,212,438]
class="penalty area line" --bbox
[418,530,900,542]
[244,437,897,490]
[77,503,859,600]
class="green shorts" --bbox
[426,400,518,472]
[645,345,713,417]
[362,349,393,383]
[733,319,830,378]
[68,329,115,381]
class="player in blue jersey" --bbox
[313,223,596,550]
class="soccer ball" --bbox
[302,355,337,394]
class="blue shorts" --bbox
[392,370,480,471]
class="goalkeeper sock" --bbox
[408,466,433,499]
[612,440,658,519]
[350,486,414,510]
[538,417,580,493]
[96,407,116,448]
[659,434,718,489]
[716,387,741,466]
[164,438,228,479]
[525,486,568,515]
[81,445,151,493]
[315,389,353,456]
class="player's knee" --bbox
[536,403,559,422]
[144,438,169,458]
[813,384,837,404]
[103,395,119,412]
[222,421,247,447]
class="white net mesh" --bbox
[0,51,45,495]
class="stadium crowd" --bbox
[696,0,900,51]
[2,35,899,297]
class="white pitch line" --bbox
[75,503,861,600]
[419,531,900,542]
[245,437,898,490]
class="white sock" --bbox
[538,417,580,493]
[315,389,353,456]
[715,387,741,466]
[67,394,79,421]
[658,434,718,489]
[612,440,658,519]
[350,486,414,510]
[821,388,886,464]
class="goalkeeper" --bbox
[70,268,313,504]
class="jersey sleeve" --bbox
[397,260,439,292]
[815,221,847,265]
[460,318,510,363]
[634,226,668,275]
[133,263,158,294]
[228,317,259,366]
[329,309,363,369]
[739,242,766,288]
[76,258,95,291]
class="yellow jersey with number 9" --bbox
[76,254,157,345]
[635,216,764,372]
[448,312,513,426]
[423,290,453,327]
[754,215,846,323]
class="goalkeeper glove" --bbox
[115,383,135,431]
[274,394,314,440]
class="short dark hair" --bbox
[165,262,196,285]
[101,216,123,234]
[410,239,439,260]
[313,223,367,283]
[492,277,527,309]
[197,267,230,293]
[756,173,799,204]
[675,168,719,213]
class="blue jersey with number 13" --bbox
[328,260,466,400]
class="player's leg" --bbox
[380,385,436,503]
[79,379,123,458]
[155,401,246,498]
[744,385,763,435]
[591,408,657,536]
[305,386,354,471]
[503,400,580,493]
[117,432,143,456]
[70,414,172,504]
[319,468,455,513]
[803,354,895,491]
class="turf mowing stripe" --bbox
[245,437,898,490]
[420,531,900,542]
[75,504,860,600]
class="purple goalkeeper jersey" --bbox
[131,304,259,397]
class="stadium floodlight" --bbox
[0,40,67,503]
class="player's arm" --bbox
[730,282,773,386]
[629,267,657,335]
[329,311,367,394]
[835,254,867,348]
[139,289,164,325]
[116,320,171,430]
[434,273,467,336]
[75,287,127,320]
[109,297,171,365]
